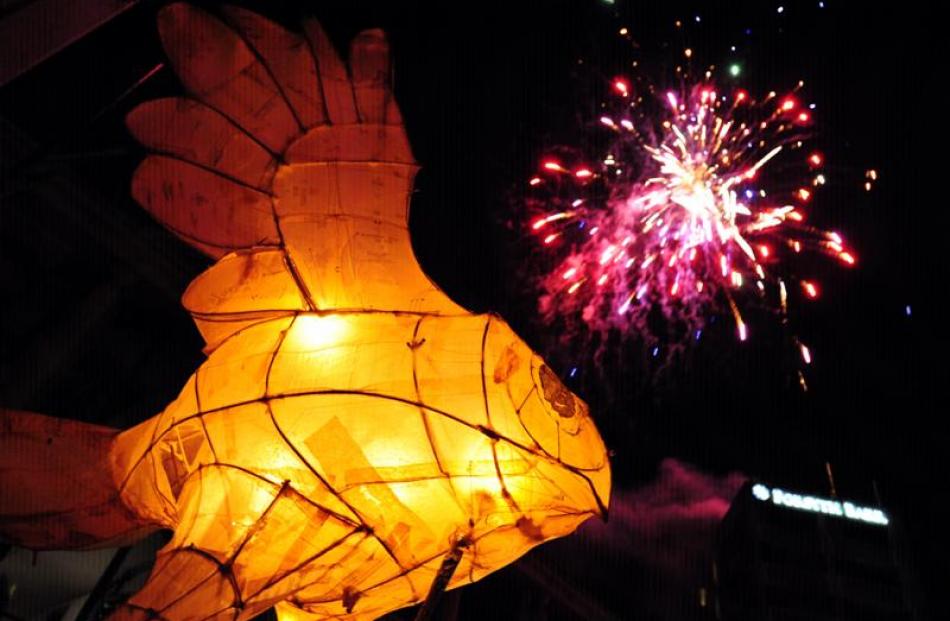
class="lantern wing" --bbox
[128,3,465,353]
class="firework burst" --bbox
[528,74,855,372]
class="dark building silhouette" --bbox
[712,481,924,620]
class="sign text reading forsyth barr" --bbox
[751,483,889,526]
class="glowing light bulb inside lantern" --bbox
[289,314,351,350]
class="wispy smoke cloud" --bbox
[519,458,746,620]
[581,458,746,574]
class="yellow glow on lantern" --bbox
[288,314,350,350]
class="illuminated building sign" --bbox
[750,483,889,526]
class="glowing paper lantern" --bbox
[0,4,610,620]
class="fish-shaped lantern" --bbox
[0,4,610,620]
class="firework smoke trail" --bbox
[528,75,856,375]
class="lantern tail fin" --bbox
[128,3,468,355]
[125,2,290,259]
[0,409,156,550]
[125,2,322,260]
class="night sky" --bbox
[0,1,944,619]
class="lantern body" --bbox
[0,4,611,620]
[112,312,608,619]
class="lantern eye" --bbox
[530,361,589,440]
[538,365,577,418]
[521,356,606,475]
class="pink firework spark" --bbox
[528,78,855,366]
